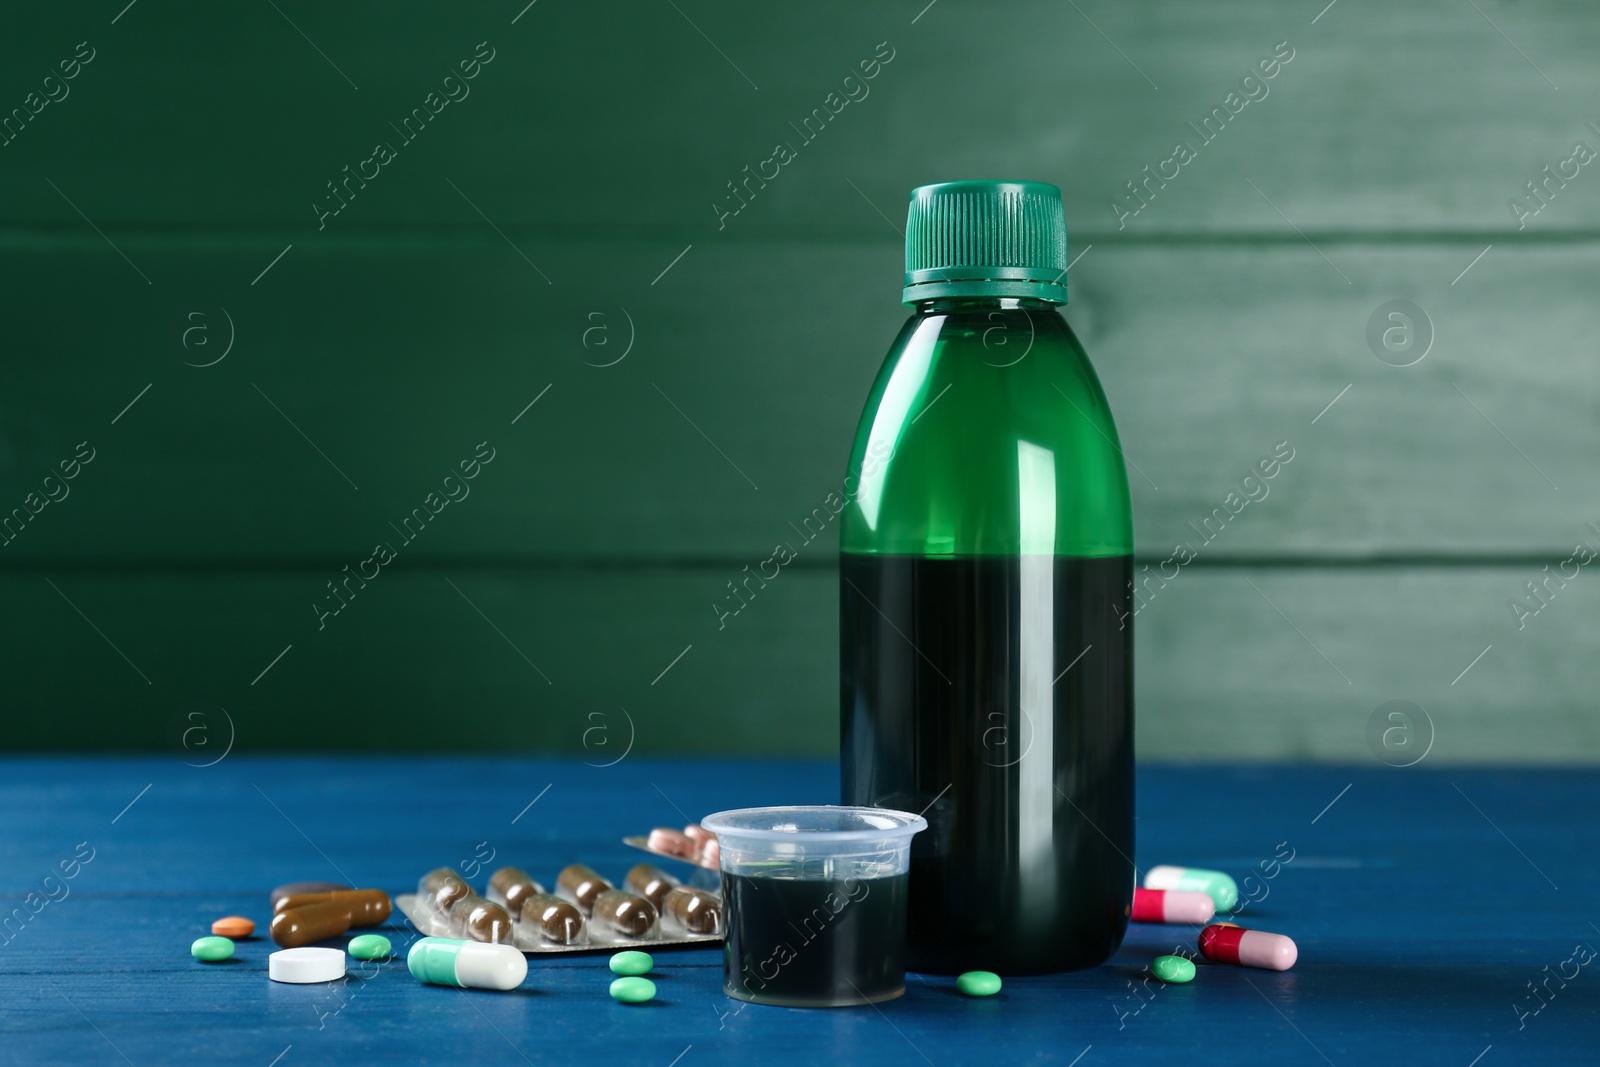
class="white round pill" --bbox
[269,947,346,984]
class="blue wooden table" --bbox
[4,757,1592,1065]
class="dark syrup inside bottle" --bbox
[840,553,1134,975]
[721,870,908,1006]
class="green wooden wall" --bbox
[4,1,1597,762]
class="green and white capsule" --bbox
[1143,865,1239,912]
[407,936,527,991]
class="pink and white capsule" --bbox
[1199,923,1298,971]
[1131,888,1216,925]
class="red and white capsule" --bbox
[1198,923,1297,971]
[1132,888,1216,925]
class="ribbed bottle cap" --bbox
[902,180,1069,305]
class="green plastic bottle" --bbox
[839,181,1134,975]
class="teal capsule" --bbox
[609,976,656,1003]
[348,934,392,960]
[1152,955,1196,983]
[1144,866,1239,911]
[956,970,1002,997]
[191,936,234,962]
[408,936,527,990]
[609,950,653,976]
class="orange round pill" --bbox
[212,916,255,938]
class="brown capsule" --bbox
[522,892,585,945]
[419,868,472,912]
[487,867,544,917]
[557,864,612,916]
[273,889,391,927]
[625,863,680,910]
[448,893,515,944]
[592,889,658,938]
[269,881,348,908]
[664,886,722,935]
[270,901,351,947]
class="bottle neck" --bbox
[911,296,1060,315]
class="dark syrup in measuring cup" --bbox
[721,869,908,1007]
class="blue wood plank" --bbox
[2,758,1593,1065]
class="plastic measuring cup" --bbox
[700,805,927,1007]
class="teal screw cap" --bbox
[903,180,1069,306]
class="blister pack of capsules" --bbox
[623,822,720,869]
[396,857,723,955]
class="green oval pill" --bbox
[348,934,392,960]
[956,970,1001,997]
[1152,955,1196,983]
[191,936,235,962]
[609,976,657,1003]
[609,950,654,976]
